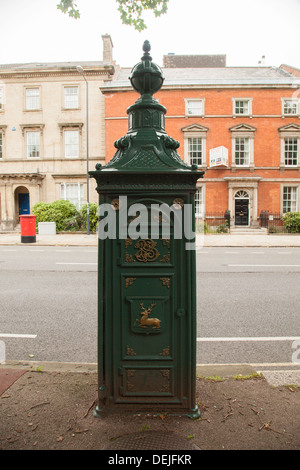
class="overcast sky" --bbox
[0,0,299,69]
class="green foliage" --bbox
[32,200,79,232]
[216,222,229,233]
[57,0,80,18]
[283,212,300,233]
[33,200,99,233]
[203,222,209,233]
[80,203,98,233]
[203,221,229,233]
[64,214,83,232]
[57,0,169,30]
[117,0,169,31]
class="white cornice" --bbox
[0,67,115,80]
[100,83,300,93]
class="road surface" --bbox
[0,246,299,368]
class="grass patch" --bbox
[198,375,224,382]
[233,372,263,381]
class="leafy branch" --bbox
[57,0,169,31]
[57,0,80,19]
[117,0,169,31]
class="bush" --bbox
[80,203,98,232]
[32,200,79,232]
[64,214,83,232]
[283,212,300,233]
[216,222,229,233]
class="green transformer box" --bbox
[90,41,204,417]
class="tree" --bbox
[57,0,169,31]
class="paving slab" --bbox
[0,368,26,396]
[1,231,300,247]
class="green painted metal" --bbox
[90,41,204,417]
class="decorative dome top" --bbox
[129,41,164,97]
[90,40,203,178]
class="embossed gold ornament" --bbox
[173,198,184,209]
[125,238,133,248]
[159,347,170,356]
[125,253,135,263]
[134,239,160,263]
[110,198,120,210]
[125,277,136,288]
[126,346,136,356]
[160,277,170,288]
[134,302,161,329]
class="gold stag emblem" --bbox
[134,239,160,263]
[135,302,161,329]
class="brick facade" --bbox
[101,65,300,228]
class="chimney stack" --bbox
[102,34,114,64]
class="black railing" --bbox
[259,211,288,233]
[196,211,230,233]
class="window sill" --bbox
[185,114,205,118]
[232,114,252,118]
[231,164,255,172]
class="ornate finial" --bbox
[142,40,152,61]
[129,40,164,98]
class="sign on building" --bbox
[209,146,228,167]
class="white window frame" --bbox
[182,124,209,169]
[64,86,79,109]
[26,131,40,159]
[195,186,205,218]
[279,125,300,170]
[284,137,298,167]
[20,125,44,159]
[233,98,252,116]
[282,98,299,116]
[60,182,84,209]
[25,87,40,111]
[185,98,205,116]
[235,137,250,166]
[64,129,79,158]
[188,137,203,167]
[282,185,299,213]
[231,135,254,168]
[230,124,256,170]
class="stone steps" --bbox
[230,227,268,234]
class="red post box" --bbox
[20,215,36,243]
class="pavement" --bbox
[1,229,300,451]
[1,229,300,247]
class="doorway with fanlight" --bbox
[234,190,249,226]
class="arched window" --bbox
[235,190,249,199]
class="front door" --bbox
[235,198,249,225]
[18,193,30,217]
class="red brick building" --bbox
[101,57,300,228]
